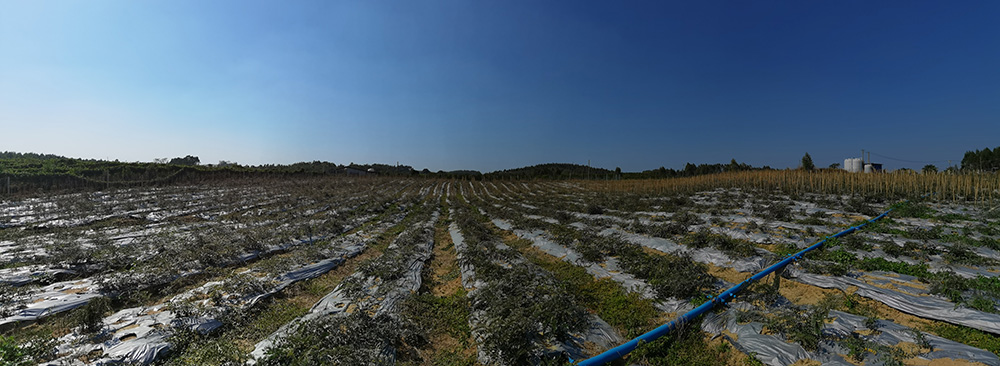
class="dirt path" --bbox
[408,202,478,365]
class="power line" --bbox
[868,151,952,164]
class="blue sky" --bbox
[1,1,998,172]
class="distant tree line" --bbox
[962,147,1000,172]
[625,159,771,179]
[0,152,490,195]
[484,160,771,180]
[485,163,614,180]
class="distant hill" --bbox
[483,160,770,180]
[485,163,615,180]
[0,151,69,161]
[626,159,770,179]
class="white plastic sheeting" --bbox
[45,219,396,366]
[0,278,101,331]
[826,310,999,365]
[703,303,1000,366]
[789,267,1000,335]
[605,228,772,273]
[702,308,812,366]
[499,220,692,314]
[0,265,75,286]
[250,211,439,363]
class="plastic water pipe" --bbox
[574,206,898,365]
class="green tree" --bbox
[922,164,938,174]
[828,163,840,170]
[168,155,200,166]
[801,153,815,171]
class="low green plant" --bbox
[944,243,994,266]
[628,320,732,366]
[165,327,247,365]
[846,196,879,217]
[73,296,112,333]
[521,250,658,337]
[891,201,934,219]
[763,303,831,351]
[967,294,997,313]
[840,333,870,362]
[683,229,757,258]
[403,291,472,342]
[910,328,932,352]
[840,235,873,251]
[937,213,972,223]
[927,323,1000,355]
[0,336,31,366]
[618,249,715,300]
[259,312,423,366]
[744,352,766,366]
[903,226,942,240]
[796,216,828,226]
[0,329,56,365]
[471,265,587,363]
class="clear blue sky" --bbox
[2,1,998,172]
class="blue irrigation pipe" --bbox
[574,203,903,366]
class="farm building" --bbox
[344,167,367,176]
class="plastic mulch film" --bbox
[702,304,1000,366]
[788,267,1000,335]
[249,212,439,363]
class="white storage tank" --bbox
[843,157,865,172]
[864,164,873,173]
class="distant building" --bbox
[345,167,367,176]
[844,158,863,172]
[844,157,882,173]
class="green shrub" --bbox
[856,258,933,278]
[944,243,993,266]
[903,226,942,240]
[0,331,55,366]
[628,320,732,366]
[259,312,423,366]
[755,202,792,221]
[523,251,658,337]
[683,229,757,258]
[846,196,878,217]
[73,296,112,333]
[763,304,830,351]
[891,202,934,219]
[841,235,873,251]
[403,291,471,342]
[881,242,905,257]
[471,265,586,363]
[0,336,31,366]
[618,250,715,300]
[927,323,1000,355]
[967,294,997,313]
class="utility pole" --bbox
[5,176,9,195]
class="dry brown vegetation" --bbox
[585,170,1000,204]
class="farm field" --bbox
[2,175,1000,366]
